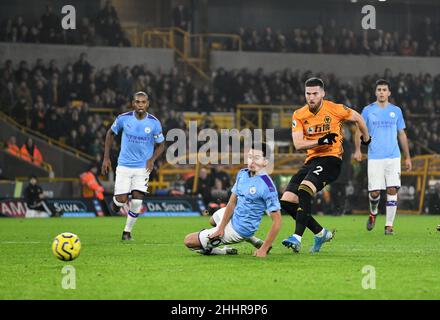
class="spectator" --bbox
[79,163,105,200]
[20,137,43,166]
[6,136,20,157]
[172,3,191,32]
[185,167,212,205]
[24,175,49,218]
[73,53,92,78]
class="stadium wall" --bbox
[206,0,440,34]
[210,51,440,81]
[0,43,175,71]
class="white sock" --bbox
[386,194,398,227]
[124,211,139,232]
[245,236,261,247]
[315,228,325,237]
[369,193,380,215]
[210,247,229,255]
[293,234,302,242]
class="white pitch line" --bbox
[1,241,42,244]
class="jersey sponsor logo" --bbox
[145,127,151,133]
[389,112,396,118]
[307,127,314,134]
[249,186,257,194]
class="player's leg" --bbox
[281,164,328,252]
[298,157,341,253]
[121,190,145,240]
[184,226,239,255]
[280,165,309,221]
[121,168,148,240]
[384,158,401,235]
[367,159,386,231]
[112,166,131,214]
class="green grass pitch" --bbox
[1,215,440,300]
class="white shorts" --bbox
[368,158,401,191]
[198,208,244,249]
[114,166,150,195]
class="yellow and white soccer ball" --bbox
[52,233,81,261]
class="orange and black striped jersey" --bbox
[292,100,353,163]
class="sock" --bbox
[386,194,398,227]
[245,236,262,247]
[315,228,325,237]
[210,247,229,255]
[293,234,302,242]
[280,200,298,221]
[369,193,380,215]
[295,186,314,237]
[309,218,323,235]
[280,199,322,234]
[124,210,139,232]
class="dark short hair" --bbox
[305,77,325,89]
[133,91,149,100]
[251,141,271,158]
[375,79,391,90]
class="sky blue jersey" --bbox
[111,111,164,168]
[361,103,406,160]
[230,169,281,238]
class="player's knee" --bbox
[281,191,299,203]
[184,233,200,249]
[370,191,380,199]
[113,194,128,207]
[113,195,127,206]
[129,199,143,214]
[209,216,216,227]
[387,188,398,196]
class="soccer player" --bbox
[354,79,412,235]
[102,91,165,240]
[281,77,370,253]
[183,142,282,258]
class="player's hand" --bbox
[318,133,338,145]
[404,157,412,171]
[208,228,224,240]
[101,158,111,175]
[146,159,154,174]
[353,150,363,162]
[360,135,372,146]
[253,248,267,258]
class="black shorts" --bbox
[285,156,342,194]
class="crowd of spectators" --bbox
[0,1,130,47]
[230,18,440,57]
[1,55,439,162]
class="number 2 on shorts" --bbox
[313,166,323,175]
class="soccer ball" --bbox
[52,233,81,261]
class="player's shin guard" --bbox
[124,199,143,232]
[295,186,314,237]
[369,193,380,215]
[280,200,298,221]
[385,194,398,227]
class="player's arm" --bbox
[292,131,318,150]
[353,125,363,161]
[348,109,370,145]
[102,129,115,175]
[254,210,281,258]
[147,141,165,172]
[398,129,412,171]
[208,193,237,239]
